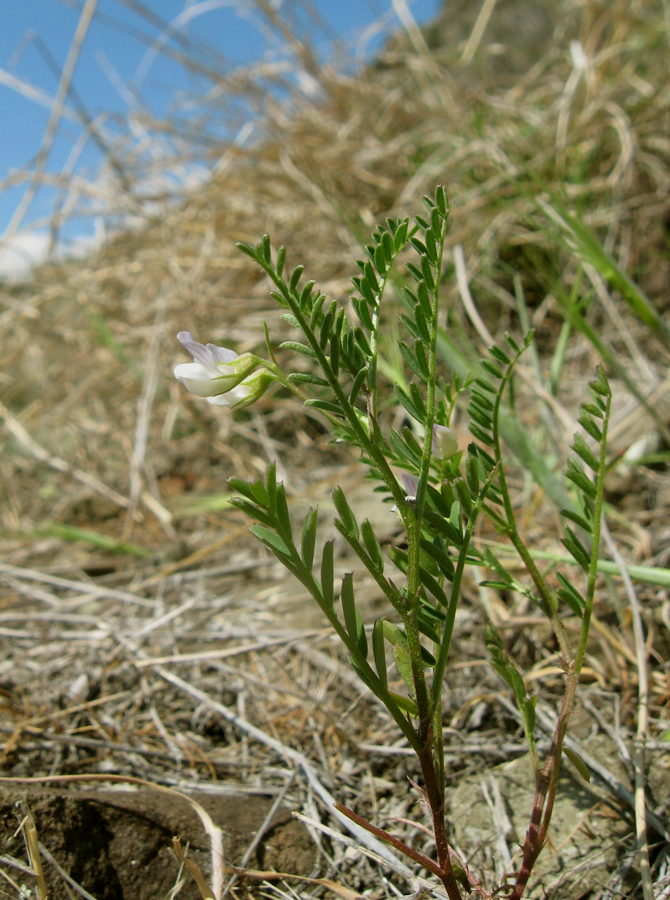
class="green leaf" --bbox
[381,230,394,261]
[228,498,275,529]
[564,747,591,782]
[423,509,463,547]
[321,540,335,609]
[289,265,304,291]
[332,486,359,541]
[394,383,426,425]
[349,368,368,404]
[299,280,316,311]
[279,341,317,359]
[235,241,257,260]
[374,243,387,275]
[435,185,448,216]
[560,508,593,534]
[399,341,428,381]
[420,539,455,579]
[565,459,597,500]
[249,524,291,558]
[389,429,419,466]
[489,345,511,365]
[341,572,367,658]
[353,297,374,331]
[480,359,504,379]
[288,372,329,387]
[418,566,449,609]
[578,414,602,443]
[227,477,267,507]
[310,293,326,328]
[474,377,496,394]
[562,527,591,571]
[393,642,415,692]
[572,434,600,472]
[424,229,438,263]
[301,508,318,570]
[275,484,293,539]
[556,572,585,617]
[276,245,286,277]
[420,255,435,291]
[361,519,384,571]
[400,313,421,340]
[388,690,418,716]
[304,399,345,416]
[393,219,409,252]
[372,619,388,689]
[469,422,494,446]
[265,462,277,512]
[281,313,301,329]
[260,234,271,264]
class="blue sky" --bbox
[0,0,442,275]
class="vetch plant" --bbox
[174,187,612,899]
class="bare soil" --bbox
[0,785,314,900]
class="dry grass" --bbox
[0,1,669,898]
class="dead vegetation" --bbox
[0,1,669,898]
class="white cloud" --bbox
[0,231,50,279]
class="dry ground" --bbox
[0,1,669,898]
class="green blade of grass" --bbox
[41,521,152,557]
[539,198,670,347]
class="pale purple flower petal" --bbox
[401,472,419,499]
[177,331,238,372]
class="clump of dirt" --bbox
[0,786,315,900]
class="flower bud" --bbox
[208,369,276,409]
[432,424,458,460]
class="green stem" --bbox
[574,390,611,674]
[491,359,573,662]
[262,264,410,521]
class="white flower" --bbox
[174,331,257,402]
[432,424,459,460]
